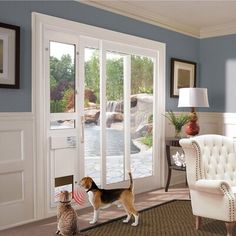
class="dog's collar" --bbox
[59,200,71,204]
[86,181,99,193]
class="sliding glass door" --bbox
[82,39,158,189]
[35,12,165,217]
[45,34,159,206]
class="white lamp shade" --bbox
[178,88,209,108]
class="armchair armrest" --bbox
[193,179,234,196]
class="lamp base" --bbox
[185,120,199,136]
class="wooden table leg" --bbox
[165,168,172,192]
[225,222,234,236]
[196,216,202,230]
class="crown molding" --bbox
[200,22,236,39]
[80,1,200,38]
[80,1,236,39]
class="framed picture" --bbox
[0,22,20,89]
[170,58,196,97]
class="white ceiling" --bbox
[80,1,236,38]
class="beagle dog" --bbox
[79,172,139,226]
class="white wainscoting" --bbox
[164,112,236,187]
[0,113,35,230]
[0,111,235,229]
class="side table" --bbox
[165,137,186,192]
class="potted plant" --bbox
[164,110,190,138]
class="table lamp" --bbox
[178,88,209,136]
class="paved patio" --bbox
[84,123,153,184]
[85,146,153,184]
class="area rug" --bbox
[82,200,232,236]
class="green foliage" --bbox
[62,88,75,111]
[148,114,153,123]
[106,58,123,100]
[84,53,154,102]
[164,110,190,132]
[50,100,66,113]
[50,77,57,90]
[84,99,90,108]
[140,114,153,148]
[138,86,153,94]
[85,51,100,103]
[50,54,75,83]
[131,55,153,95]
[50,51,154,113]
[140,133,153,148]
[50,54,75,113]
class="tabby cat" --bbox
[56,190,79,236]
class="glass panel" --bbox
[50,120,75,130]
[84,48,101,185]
[130,55,154,178]
[106,51,125,184]
[49,41,75,114]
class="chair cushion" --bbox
[193,135,236,185]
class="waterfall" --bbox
[106,101,120,128]
[106,101,118,112]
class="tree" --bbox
[84,52,124,102]
[50,54,75,83]
[131,55,153,95]
[50,54,75,113]
[85,51,100,103]
[49,52,154,113]
[106,58,123,101]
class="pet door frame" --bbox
[32,12,166,219]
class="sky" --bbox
[50,41,125,63]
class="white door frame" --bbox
[32,12,166,219]
[44,31,81,212]
[99,40,162,190]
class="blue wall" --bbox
[200,34,236,112]
[0,1,199,112]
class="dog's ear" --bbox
[79,177,88,186]
[81,177,94,189]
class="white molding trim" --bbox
[0,112,35,230]
[164,111,228,137]
[32,12,166,51]
[81,1,236,39]
[32,12,47,220]
[200,22,236,39]
[80,1,200,38]
[0,112,34,121]
[1,111,236,228]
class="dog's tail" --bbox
[128,172,133,191]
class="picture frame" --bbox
[170,58,196,97]
[0,22,20,89]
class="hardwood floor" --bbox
[0,184,189,236]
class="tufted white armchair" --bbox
[180,134,236,236]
